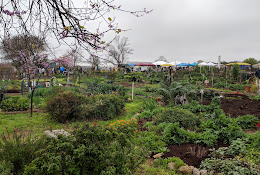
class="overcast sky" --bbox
[106,0,260,63]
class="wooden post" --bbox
[212,73,214,87]
[132,81,134,101]
[200,89,204,103]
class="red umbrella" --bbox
[134,63,155,66]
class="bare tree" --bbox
[107,36,133,66]
[155,56,168,62]
[197,60,204,64]
[87,55,100,70]
[63,47,83,67]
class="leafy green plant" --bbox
[154,157,186,170]
[80,94,125,120]
[235,115,259,129]
[200,114,245,144]
[155,108,200,130]
[232,64,240,81]
[161,123,196,145]
[142,98,158,111]
[228,84,245,91]
[24,124,145,175]
[157,81,199,104]
[0,129,45,174]
[250,95,260,101]
[200,157,259,175]
[0,161,13,175]
[0,96,29,111]
[134,131,167,154]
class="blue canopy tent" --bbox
[60,67,65,71]
[129,63,135,66]
[177,63,189,67]
[190,62,197,66]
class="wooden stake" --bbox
[132,81,134,101]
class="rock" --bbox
[44,129,71,139]
[179,166,194,174]
[134,113,140,117]
[168,162,175,170]
[200,170,207,175]
[193,168,200,175]
[153,153,164,159]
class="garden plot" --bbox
[221,94,260,119]
[162,143,230,168]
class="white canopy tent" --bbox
[206,62,217,66]
[153,61,167,66]
[169,61,182,66]
[198,62,208,66]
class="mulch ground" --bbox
[221,94,260,119]
[162,143,230,168]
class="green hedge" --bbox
[80,94,125,121]
[155,107,200,130]
[0,96,29,112]
[46,91,125,122]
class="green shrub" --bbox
[154,157,186,170]
[250,95,260,101]
[213,81,226,89]
[235,115,259,129]
[80,94,125,120]
[134,131,167,154]
[142,98,158,111]
[161,123,196,145]
[0,161,13,175]
[0,96,29,111]
[0,130,45,174]
[156,108,200,130]
[228,84,245,91]
[27,88,52,98]
[195,129,218,147]
[46,91,84,122]
[232,64,240,81]
[200,157,259,174]
[24,124,145,175]
[157,81,199,104]
[200,115,245,144]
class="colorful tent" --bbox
[170,61,182,66]
[128,63,135,66]
[160,63,173,67]
[153,61,167,66]
[134,63,155,66]
[177,63,190,67]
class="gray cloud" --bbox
[113,0,260,63]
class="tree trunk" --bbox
[30,89,34,117]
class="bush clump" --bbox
[46,91,84,122]
[155,107,200,130]
[0,96,29,111]
[81,94,125,120]
[24,124,144,175]
[235,115,259,129]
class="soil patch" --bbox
[221,94,260,119]
[162,143,230,168]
